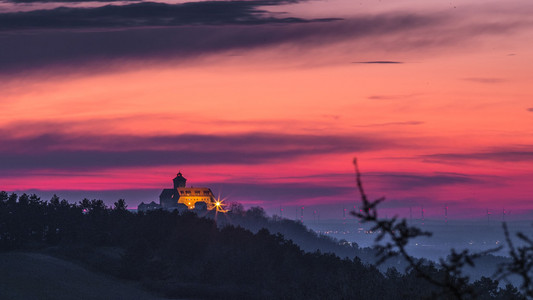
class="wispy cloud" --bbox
[421,147,533,163]
[367,172,485,190]
[258,170,484,190]
[0,130,397,171]
[463,77,505,84]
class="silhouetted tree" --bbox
[18,193,29,206]
[113,199,127,211]
[0,191,8,203]
[7,193,17,205]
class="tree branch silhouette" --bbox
[351,158,502,299]
[496,223,533,298]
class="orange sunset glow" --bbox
[1,0,532,219]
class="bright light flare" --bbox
[212,196,228,213]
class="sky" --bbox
[1,0,533,220]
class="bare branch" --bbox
[351,158,503,300]
[496,223,533,298]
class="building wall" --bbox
[178,195,214,209]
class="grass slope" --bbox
[0,252,167,300]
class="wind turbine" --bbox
[502,208,511,222]
[343,206,347,224]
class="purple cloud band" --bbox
[0,131,395,171]
[422,149,533,163]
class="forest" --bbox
[0,191,526,299]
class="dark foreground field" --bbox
[0,252,167,300]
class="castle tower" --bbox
[173,172,187,189]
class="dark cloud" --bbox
[0,1,321,30]
[367,172,484,190]
[527,108,533,112]
[9,0,137,2]
[241,171,484,191]
[421,148,533,163]
[0,2,527,76]
[353,61,403,64]
[463,77,505,84]
[0,10,439,74]
[0,131,396,171]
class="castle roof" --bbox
[159,188,175,198]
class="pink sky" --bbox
[1,0,532,219]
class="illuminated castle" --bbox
[159,172,224,211]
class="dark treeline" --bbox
[216,204,413,271]
[0,192,524,299]
[217,205,520,286]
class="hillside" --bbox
[0,252,167,300]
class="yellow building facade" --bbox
[159,172,224,211]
